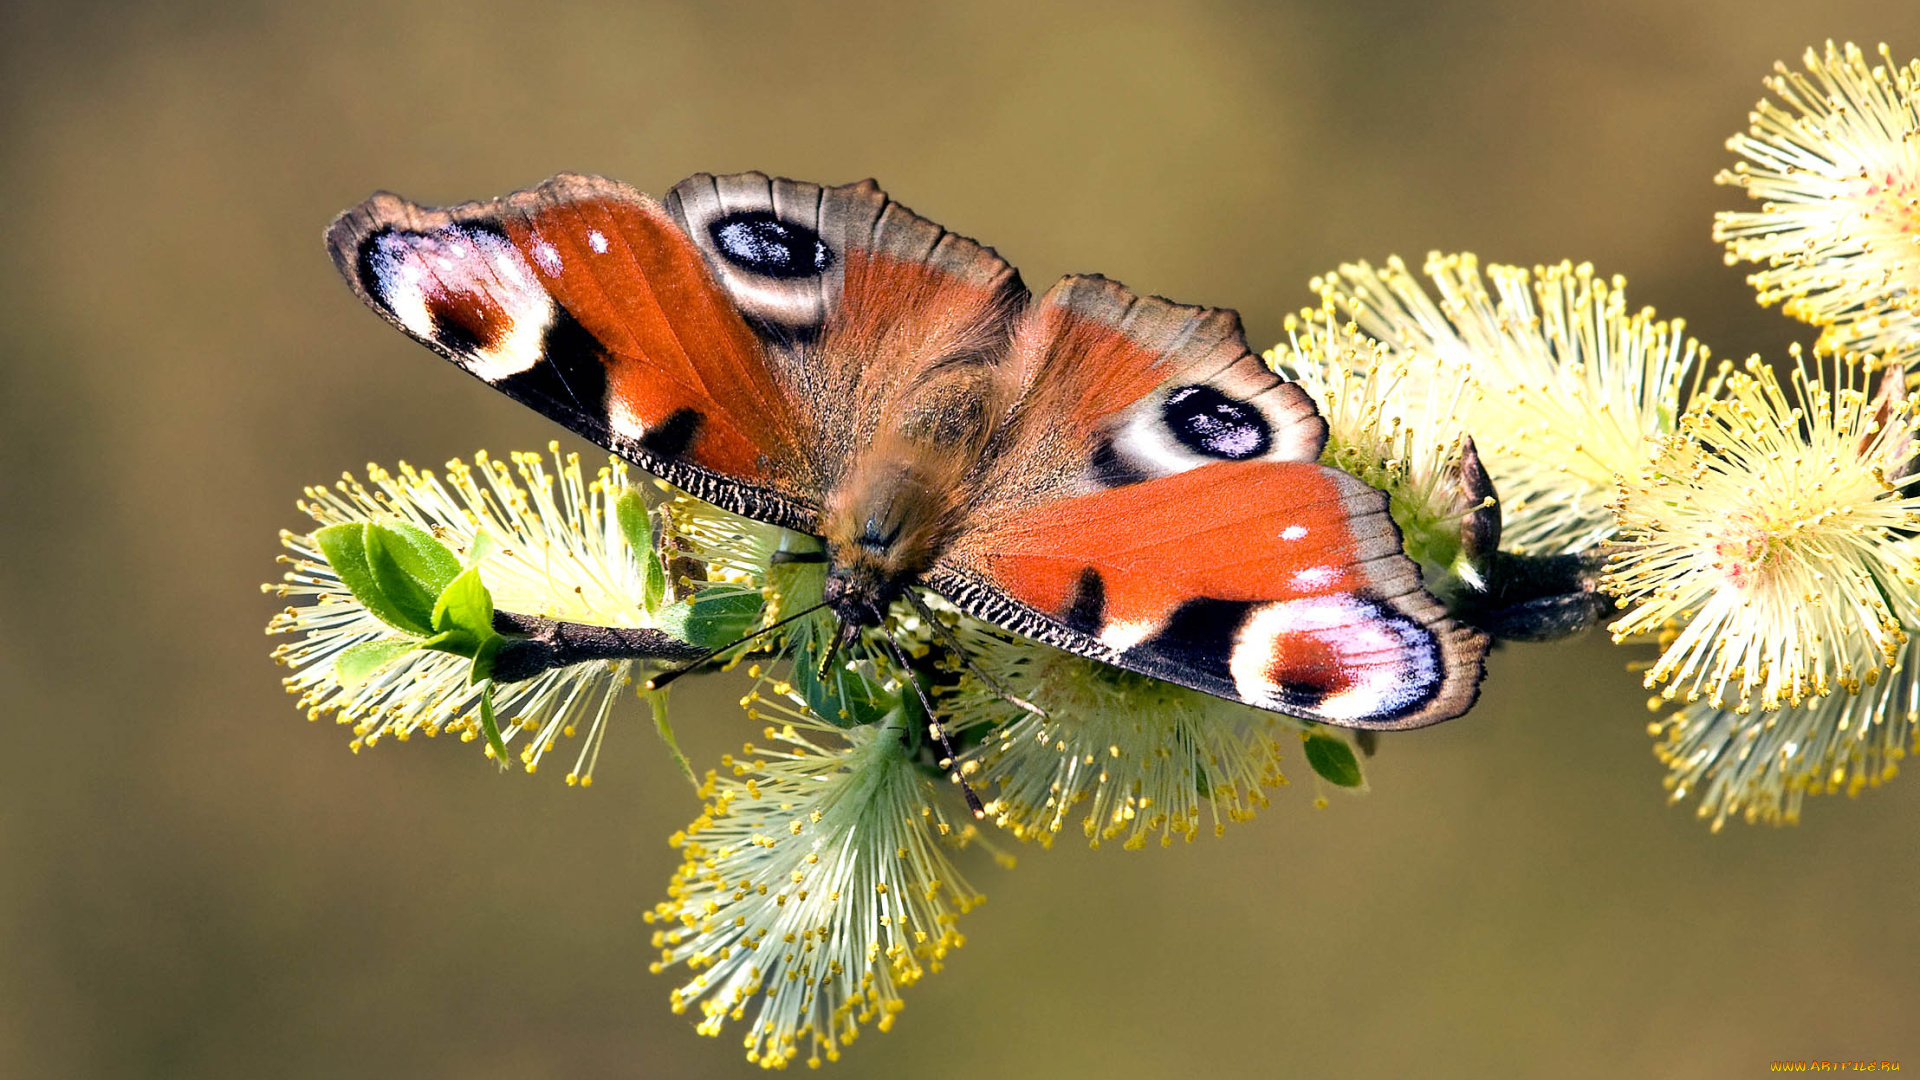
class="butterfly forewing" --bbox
[327,174,820,529]
[664,173,836,350]
[933,461,1484,729]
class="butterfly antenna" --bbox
[644,598,831,691]
[906,591,1046,719]
[879,627,986,819]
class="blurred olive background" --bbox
[5,1,1919,1077]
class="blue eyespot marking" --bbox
[710,211,831,279]
[1161,384,1270,460]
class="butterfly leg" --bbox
[769,549,829,565]
[877,629,986,819]
[816,619,861,680]
[904,591,1047,719]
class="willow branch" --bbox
[1449,550,1614,642]
[489,610,706,684]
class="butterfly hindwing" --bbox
[326,174,820,529]
[666,172,1028,487]
[994,274,1328,489]
[664,173,837,348]
[934,275,1487,729]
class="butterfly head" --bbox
[820,427,974,631]
[822,545,907,629]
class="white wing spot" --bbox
[1291,566,1339,589]
[608,399,646,441]
[1281,525,1308,541]
[1230,596,1438,722]
[1098,619,1157,653]
[588,230,609,253]
[532,241,562,276]
[493,250,527,286]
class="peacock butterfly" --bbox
[325,172,1486,731]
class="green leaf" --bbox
[333,638,420,690]
[418,567,505,692]
[615,488,668,613]
[418,627,481,657]
[313,523,370,588]
[616,487,653,560]
[469,634,503,686]
[641,518,672,607]
[668,590,765,650]
[646,689,699,789]
[314,523,425,636]
[645,549,668,611]
[894,668,932,746]
[432,565,495,638]
[1303,733,1365,788]
[782,614,891,730]
[477,681,510,770]
[374,521,463,593]
[655,599,691,641]
[643,543,668,614]
[791,642,892,729]
[465,528,499,569]
[361,525,443,635]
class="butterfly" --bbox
[325,171,1486,735]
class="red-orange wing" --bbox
[934,276,1486,730]
[327,174,819,528]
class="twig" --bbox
[489,610,707,683]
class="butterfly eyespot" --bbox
[357,223,554,382]
[709,211,832,279]
[1161,385,1271,460]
